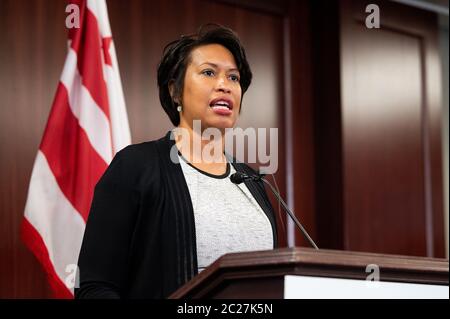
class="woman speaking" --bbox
[75,24,278,299]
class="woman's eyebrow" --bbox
[199,62,239,72]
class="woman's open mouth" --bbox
[209,98,233,116]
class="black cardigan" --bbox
[75,131,278,299]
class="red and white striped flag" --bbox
[21,0,131,298]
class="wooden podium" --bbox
[169,248,449,299]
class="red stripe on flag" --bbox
[102,37,113,66]
[21,218,74,299]
[69,1,110,120]
[40,83,107,222]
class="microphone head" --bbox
[230,172,247,184]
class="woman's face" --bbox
[178,43,242,131]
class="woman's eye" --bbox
[230,74,240,82]
[202,70,215,77]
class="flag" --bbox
[21,0,131,298]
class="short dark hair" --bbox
[157,24,253,126]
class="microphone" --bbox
[230,172,260,184]
[230,172,319,250]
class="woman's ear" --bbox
[168,81,178,105]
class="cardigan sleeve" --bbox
[75,147,141,299]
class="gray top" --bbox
[178,153,274,272]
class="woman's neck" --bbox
[174,123,226,167]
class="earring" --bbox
[177,104,182,112]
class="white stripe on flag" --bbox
[87,0,112,38]
[24,150,86,292]
[104,42,131,152]
[60,48,113,164]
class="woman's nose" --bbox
[215,76,231,93]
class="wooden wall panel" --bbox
[310,0,344,250]
[310,0,445,257]
[0,0,67,298]
[342,27,428,255]
[284,0,317,247]
[339,0,444,257]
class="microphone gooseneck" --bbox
[230,172,319,250]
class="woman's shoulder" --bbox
[99,134,170,188]
[116,140,158,165]
[114,132,170,167]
